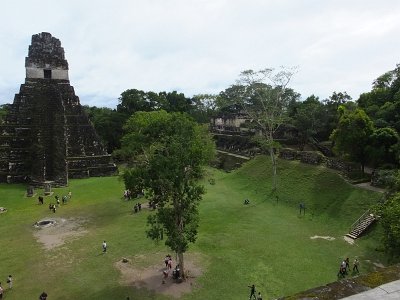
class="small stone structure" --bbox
[0,32,117,186]
[279,148,360,175]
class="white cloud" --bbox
[1,0,400,107]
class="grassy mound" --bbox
[0,156,386,299]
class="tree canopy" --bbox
[218,67,298,190]
[330,107,374,172]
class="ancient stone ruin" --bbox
[0,32,117,186]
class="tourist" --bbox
[168,257,172,270]
[0,282,3,299]
[68,191,72,199]
[257,291,263,300]
[338,260,346,278]
[345,258,350,272]
[52,206,56,213]
[353,258,360,273]
[164,255,169,268]
[7,275,12,289]
[248,284,256,299]
[172,265,180,280]
[102,240,107,253]
[299,203,305,215]
[39,291,48,300]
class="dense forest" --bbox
[74,64,400,174]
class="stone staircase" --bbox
[346,210,376,239]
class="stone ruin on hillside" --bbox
[0,32,117,186]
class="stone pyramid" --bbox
[0,32,117,186]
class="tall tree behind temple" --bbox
[84,106,126,153]
[218,67,297,191]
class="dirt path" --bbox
[354,182,385,193]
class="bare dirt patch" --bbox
[115,253,204,298]
[33,217,88,250]
[310,235,335,241]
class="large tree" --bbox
[84,106,126,153]
[366,127,400,168]
[358,64,400,131]
[218,67,297,191]
[330,107,374,173]
[290,95,326,148]
[121,111,215,278]
[378,191,400,259]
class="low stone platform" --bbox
[279,264,400,299]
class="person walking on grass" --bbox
[0,282,4,299]
[7,275,12,289]
[248,284,256,300]
[353,258,360,273]
[257,291,263,300]
[345,258,350,273]
[102,240,107,253]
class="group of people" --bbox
[162,254,182,282]
[38,192,72,213]
[123,189,145,200]
[133,202,142,213]
[0,275,13,299]
[123,189,132,200]
[338,257,360,278]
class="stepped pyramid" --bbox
[0,32,117,186]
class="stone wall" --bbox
[279,148,360,175]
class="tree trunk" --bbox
[270,147,277,191]
[177,251,185,279]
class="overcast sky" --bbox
[1,0,400,108]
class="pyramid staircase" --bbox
[346,209,377,239]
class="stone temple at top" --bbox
[0,32,117,186]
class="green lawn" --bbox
[0,156,387,299]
